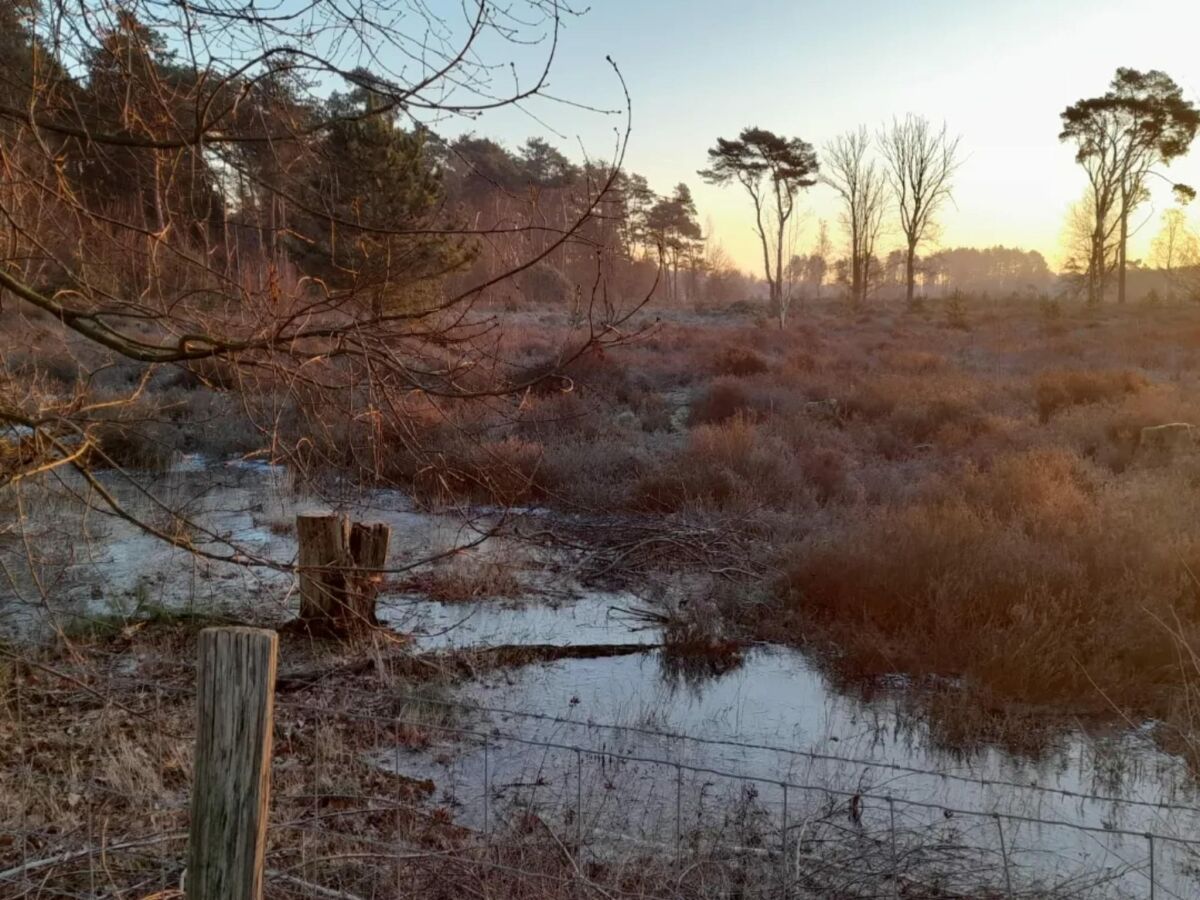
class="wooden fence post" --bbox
[296,512,390,633]
[187,627,278,900]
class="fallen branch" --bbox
[275,642,660,692]
[266,871,368,900]
[0,832,187,882]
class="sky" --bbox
[456,0,1200,274]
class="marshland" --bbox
[3,1,1200,897]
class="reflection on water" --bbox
[386,589,1200,897]
[6,457,1200,895]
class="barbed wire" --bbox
[400,695,1200,818]
[289,699,1200,853]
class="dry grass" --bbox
[398,559,524,602]
[15,295,1200,759]
[776,445,1200,747]
[1034,369,1149,422]
[711,345,771,377]
[467,299,1200,754]
[2,622,953,900]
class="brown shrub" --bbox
[879,350,947,374]
[538,437,649,509]
[89,417,178,471]
[777,448,1200,719]
[783,351,818,373]
[712,345,770,377]
[515,392,603,441]
[631,415,806,513]
[411,435,544,507]
[688,378,755,426]
[1034,369,1149,422]
[1048,384,1200,472]
[798,446,856,505]
[513,347,633,399]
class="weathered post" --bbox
[296,512,391,633]
[187,627,278,900]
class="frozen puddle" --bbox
[380,634,1200,898]
[380,590,647,650]
[0,456,532,639]
[7,458,1200,895]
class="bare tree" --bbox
[878,115,962,307]
[806,220,831,302]
[823,128,888,308]
[0,0,646,637]
[1060,191,1119,300]
[780,204,810,321]
[1151,209,1199,271]
[1058,116,1123,305]
[1151,208,1200,300]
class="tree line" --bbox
[699,67,1198,320]
[700,116,963,324]
[0,0,668,504]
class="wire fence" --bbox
[285,696,1200,900]
[5,667,1200,900]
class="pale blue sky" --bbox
[453,0,1200,271]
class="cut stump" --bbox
[296,512,390,635]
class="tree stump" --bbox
[296,513,390,634]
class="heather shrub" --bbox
[688,378,756,426]
[956,448,1096,537]
[409,434,544,507]
[538,436,649,509]
[842,373,1002,452]
[513,356,578,397]
[513,347,632,399]
[632,391,674,432]
[879,350,947,373]
[632,415,807,513]
[887,396,991,445]
[515,392,604,441]
[712,345,770,377]
[1034,369,1149,422]
[6,345,81,386]
[90,418,179,471]
[779,447,1200,716]
[783,350,819,373]
[798,446,859,505]
[465,436,545,504]
[1052,385,1200,471]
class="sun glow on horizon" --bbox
[470,0,1200,279]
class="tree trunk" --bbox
[774,220,785,322]
[1117,206,1128,304]
[296,513,390,634]
[1089,223,1104,305]
[905,242,917,306]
